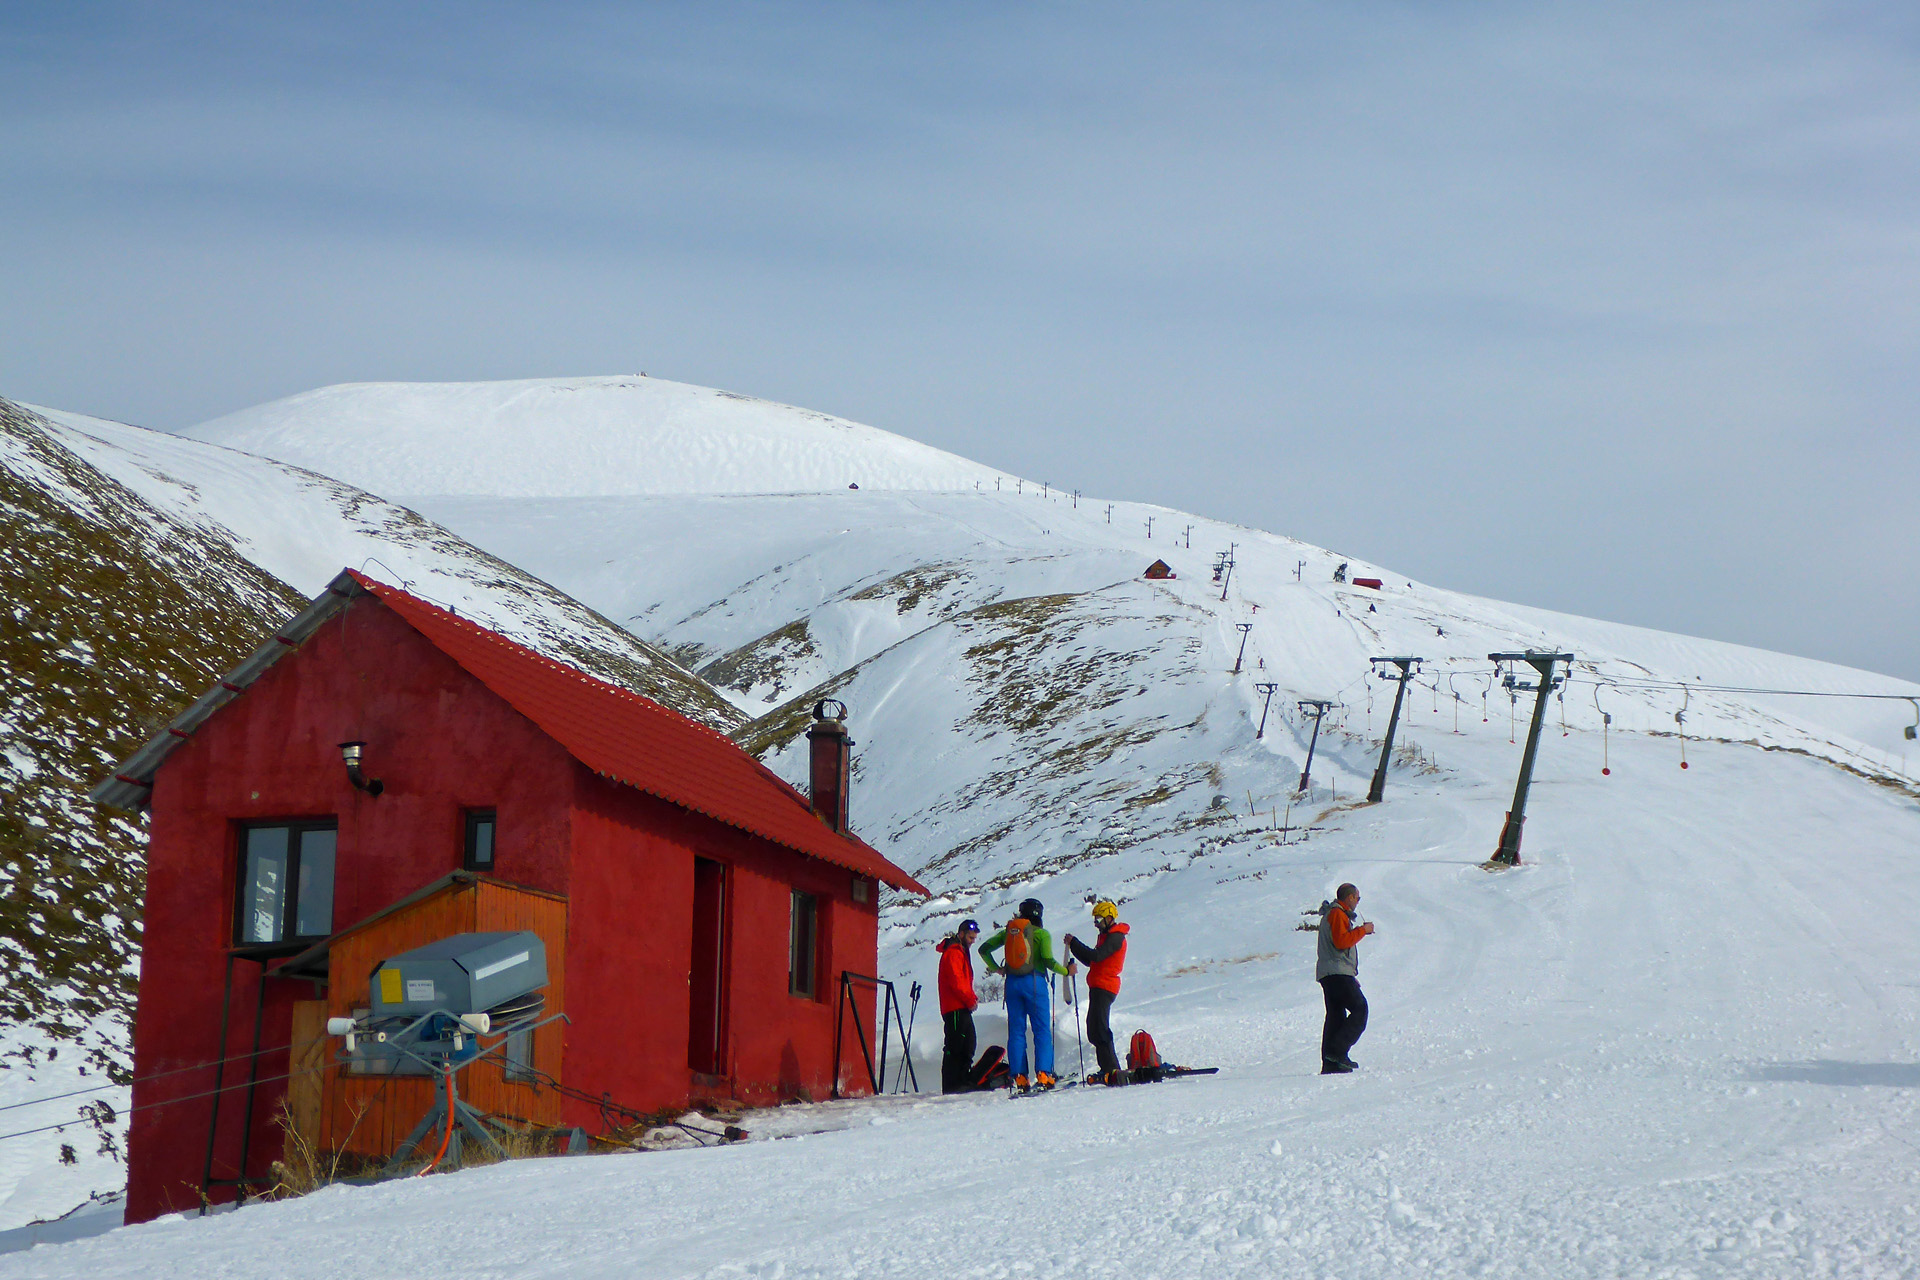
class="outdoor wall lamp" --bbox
[338,740,384,796]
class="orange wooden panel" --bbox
[287,1001,329,1156]
[319,879,568,1159]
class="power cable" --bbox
[0,1035,329,1117]
[0,1064,306,1146]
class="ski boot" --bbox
[1013,1073,1031,1093]
[1036,1071,1057,1091]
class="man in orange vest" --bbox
[1316,883,1375,1074]
[1064,899,1129,1084]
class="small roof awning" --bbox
[276,870,565,981]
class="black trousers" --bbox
[1319,974,1368,1063]
[942,1009,977,1093]
[1086,986,1120,1074]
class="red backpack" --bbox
[1127,1029,1161,1073]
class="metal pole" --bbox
[200,953,238,1207]
[896,981,921,1094]
[876,983,893,1093]
[1298,700,1332,792]
[235,958,268,1189]
[831,973,846,1098]
[1490,653,1573,865]
[1254,682,1278,738]
[1232,623,1253,674]
[1070,972,1085,1081]
[1367,658,1422,803]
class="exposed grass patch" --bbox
[699,618,816,697]
[847,563,969,615]
[1,400,307,1096]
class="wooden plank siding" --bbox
[286,1000,329,1158]
[317,878,568,1160]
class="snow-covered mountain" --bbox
[183,375,1017,499]
[5,375,1918,1273]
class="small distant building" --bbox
[92,570,925,1223]
[1144,559,1177,580]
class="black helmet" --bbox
[1018,898,1044,926]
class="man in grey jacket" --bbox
[1316,883,1375,1074]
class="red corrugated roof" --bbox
[350,571,926,895]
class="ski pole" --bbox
[1070,971,1085,1080]
[900,981,922,1094]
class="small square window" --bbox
[463,810,496,872]
[789,891,818,999]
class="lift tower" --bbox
[1366,657,1424,803]
[1487,651,1574,865]
[1297,698,1334,792]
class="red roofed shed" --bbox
[95,570,924,1223]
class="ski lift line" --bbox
[1389,663,1916,705]
[0,1034,333,1117]
[1565,676,1919,702]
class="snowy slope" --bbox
[7,376,1919,1273]
[414,489,1920,881]
[183,376,1020,498]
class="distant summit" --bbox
[182,375,1018,499]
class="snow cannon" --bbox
[328,931,547,1074]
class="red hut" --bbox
[92,570,925,1223]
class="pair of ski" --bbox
[1006,1065,1218,1097]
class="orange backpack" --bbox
[1002,918,1036,976]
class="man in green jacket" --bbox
[980,897,1075,1090]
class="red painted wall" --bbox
[128,598,577,1222]
[125,595,884,1224]
[563,773,880,1125]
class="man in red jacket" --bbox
[936,920,980,1092]
[1064,900,1129,1084]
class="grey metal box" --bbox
[369,931,547,1017]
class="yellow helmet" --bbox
[1092,899,1119,923]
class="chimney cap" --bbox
[811,698,848,723]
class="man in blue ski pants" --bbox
[979,898,1076,1091]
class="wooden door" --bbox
[688,858,728,1075]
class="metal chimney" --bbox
[806,699,852,834]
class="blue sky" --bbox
[4,2,1917,681]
